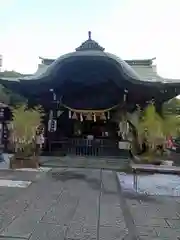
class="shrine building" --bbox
[1,31,180,157]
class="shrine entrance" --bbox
[44,107,131,158]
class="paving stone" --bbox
[139,237,166,240]
[0,176,64,234]
[99,226,128,240]
[0,208,47,238]
[101,170,118,194]
[136,226,157,238]
[29,223,66,240]
[100,204,126,229]
[40,190,78,225]
[154,227,180,239]
[156,209,180,219]
[66,224,97,240]
[0,238,26,240]
[129,204,160,217]
[165,219,180,228]
[71,205,98,226]
[133,216,169,227]
[65,171,100,226]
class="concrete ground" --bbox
[0,168,180,239]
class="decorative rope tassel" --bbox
[80,113,83,122]
[57,110,63,117]
[69,110,71,119]
[93,113,96,122]
[107,111,110,119]
[72,112,77,119]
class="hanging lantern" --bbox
[107,111,110,119]
[93,113,96,122]
[72,112,77,119]
[69,110,72,119]
[48,119,57,132]
[80,113,83,122]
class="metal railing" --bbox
[48,138,122,157]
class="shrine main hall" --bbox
[1,32,180,157]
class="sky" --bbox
[0,0,180,79]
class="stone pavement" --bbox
[0,168,129,240]
[118,172,180,239]
[0,169,49,213]
[1,168,180,239]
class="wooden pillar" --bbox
[155,101,163,116]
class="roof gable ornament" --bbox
[76,31,105,52]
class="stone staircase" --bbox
[39,155,131,170]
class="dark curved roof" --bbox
[23,50,171,88]
[0,32,180,108]
[38,50,143,83]
[17,32,165,87]
[39,57,156,67]
[21,31,141,83]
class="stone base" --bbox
[161,160,173,166]
[10,156,39,169]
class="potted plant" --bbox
[136,103,179,165]
[9,105,43,169]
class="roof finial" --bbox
[88,31,92,40]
